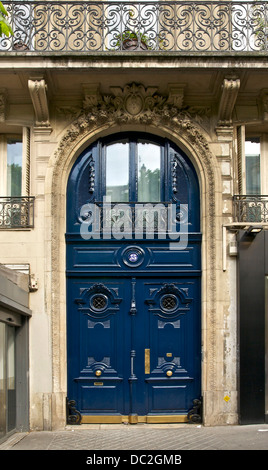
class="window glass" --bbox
[138,142,160,202]
[245,139,260,195]
[105,140,162,203]
[106,143,129,202]
[7,139,22,197]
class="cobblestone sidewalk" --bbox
[1,423,268,451]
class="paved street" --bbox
[1,423,268,451]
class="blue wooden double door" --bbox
[66,134,201,423]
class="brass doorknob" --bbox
[95,370,102,377]
[166,370,173,377]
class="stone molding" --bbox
[258,89,268,121]
[218,77,240,127]
[47,82,221,425]
[28,77,52,131]
[0,89,7,122]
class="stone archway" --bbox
[45,82,221,429]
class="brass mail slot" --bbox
[145,349,150,374]
[94,382,103,386]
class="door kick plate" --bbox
[81,415,188,424]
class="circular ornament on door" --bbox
[90,294,108,312]
[121,246,145,267]
[160,294,178,312]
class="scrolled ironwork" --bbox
[91,201,174,237]
[66,398,82,425]
[1,1,268,53]
[187,398,202,423]
[233,195,268,223]
[0,197,35,229]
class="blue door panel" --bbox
[134,277,200,416]
[67,278,130,416]
[149,385,188,413]
[66,134,201,421]
[80,385,121,413]
[66,238,201,274]
[67,275,200,418]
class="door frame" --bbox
[45,111,221,427]
[66,132,202,423]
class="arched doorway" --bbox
[66,133,201,424]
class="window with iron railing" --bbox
[233,195,268,223]
[0,130,34,229]
[234,132,268,224]
[0,196,35,229]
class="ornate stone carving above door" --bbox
[55,82,211,163]
[81,82,210,126]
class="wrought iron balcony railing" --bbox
[0,197,35,229]
[233,195,268,223]
[1,1,268,54]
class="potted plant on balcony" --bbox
[115,30,149,51]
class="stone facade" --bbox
[0,24,268,429]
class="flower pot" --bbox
[13,41,29,51]
[122,39,148,50]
